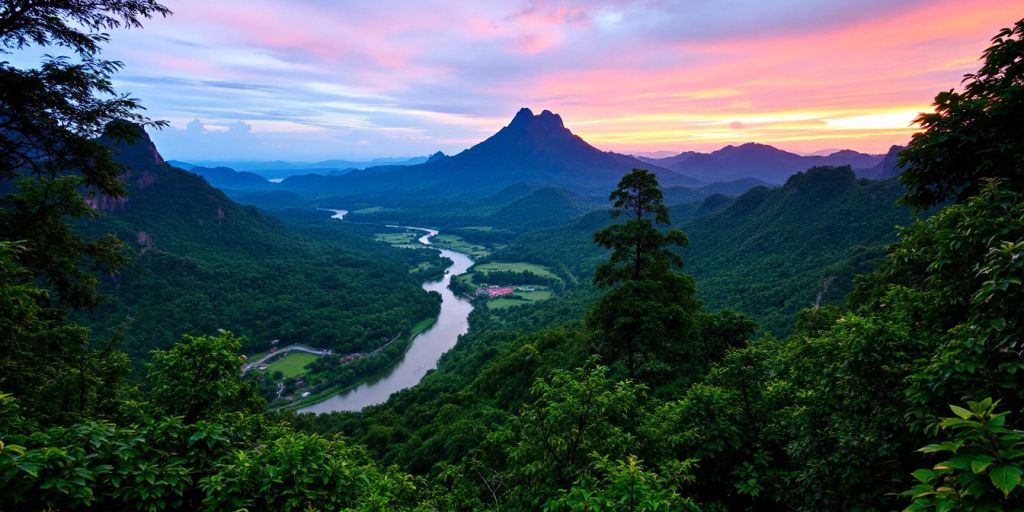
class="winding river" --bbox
[299,227,474,413]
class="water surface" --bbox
[299,227,473,413]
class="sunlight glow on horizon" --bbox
[82,0,1023,160]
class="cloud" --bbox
[93,0,1023,158]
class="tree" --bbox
[1,0,170,309]
[146,331,263,424]
[593,168,688,285]
[0,241,129,423]
[899,18,1024,210]
[589,169,699,379]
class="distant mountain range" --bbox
[277,108,699,197]
[638,143,885,184]
[163,109,906,213]
[186,165,274,191]
[167,155,432,180]
[491,165,913,335]
[859,145,906,180]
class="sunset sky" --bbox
[77,1,1024,160]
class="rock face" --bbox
[875,145,907,179]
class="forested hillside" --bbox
[2,4,1023,512]
[494,166,913,335]
[77,130,442,360]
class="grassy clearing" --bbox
[486,289,555,310]
[409,262,434,273]
[374,232,418,245]
[410,317,437,336]
[484,286,554,310]
[264,352,319,378]
[474,262,561,281]
[432,234,490,258]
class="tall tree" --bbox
[899,17,1024,210]
[0,1,170,423]
[593,168,688,285]
[589,169,700,379]
[0,0,170,309]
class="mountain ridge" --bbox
[640,142,884,183]
[277,108,701,198]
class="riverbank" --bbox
[298,226,475,414]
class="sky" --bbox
[49,1,1024,160]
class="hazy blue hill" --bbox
[681,166,913,333]
[872,145,907,179]
[165,159,194,170]
[487,187,595,229]
[232,189,310,210]
[182,156,430,179]
[491,166,912,334]
[645,143,883,184]
[79,129,440,361]
[661,178,769,207]
[700,177,771,196]
[278,108,700,198]
[662,185,708,206]
[186,165,274,192]
[694,193,734,216]
[466,183,542,216]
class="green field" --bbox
[409,261,434,273]
[486,289,555,310]
[374,232,419,245]
[474,262,561,281]
[264,352,320,378]
[431,234,491,258]
[410,317,437,336]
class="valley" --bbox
[4,6,1023,509]
[299,226,475,412]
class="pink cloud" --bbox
[102,0,1024,158]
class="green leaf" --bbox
[971,455,996,474]
[950,405,973,420]
[913,469,937,484]
[989,464,1022,497]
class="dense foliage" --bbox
[75,142,441,361]
[899,18,1024,209]
[494,166,913,335]
[2,5,1023,511]
[1,0,169,309]
[293,18,1024,510]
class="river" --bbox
[299,226,474,413]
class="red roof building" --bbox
[486,287,514,298]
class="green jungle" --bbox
[2,3,1024,511]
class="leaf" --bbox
[913,469,937,484]
[950,405,974,420]
[971,455,995,474]
[989,464,1022,497]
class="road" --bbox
[242,344,332,373]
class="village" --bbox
[475,284,538,298]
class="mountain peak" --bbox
[506,107,566,131]
[509,107,535,128]
[101,122,165,168]
[537,109,565,129]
